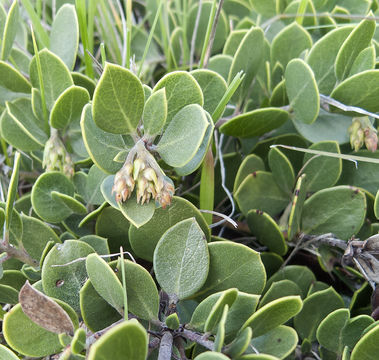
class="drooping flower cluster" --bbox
[43,129,74,177]
[348,117,378,152]
[112,140,175,208]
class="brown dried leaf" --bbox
[19,281,74,335]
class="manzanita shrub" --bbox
[2,0,379,359]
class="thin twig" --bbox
[200,209,238,228]
[270,144,379,166]
[158,331,173,360]
[86,50,103,75]
[178,181,201,196]
[202,0,224,68]
[0,242,38,267]
[51,251,136,267]
[281,233,347,269]
[86,319,124,347]
[189,0,203,71]
[181,329,214,351]
[320,94,379,120]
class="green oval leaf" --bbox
[0,344,19,360]
[250,325,298,359]
[285,58,319,124]
[242,296,302,337]
[0,61,31,93]
[204,288,238,333]
[1,99,47,152]
[294,287,345,341]
[247,210,287,256]
[335,14,376,81]
[50,85,89,129]
[30,49,73,111]
[271,22,312,69]
[316,308,350,354]
[88,319,148,360]
[42,240,95,312]
[20,213,60,262]
[142,88,167,137]
[208,54,233,81]
[86,253,124,314]
[174,113,214,176]
[234,154,265,194]
[351,324,379,360]
[1,0,19,61]
[31,172,76,223]
[292,108,352,144]
[265,265,316,299]
[129,196,210,261]
[220,108,289,138]
[306,25,353,94]
[116,259,160,320]
[157,104,209,167]
[81,104,126,174]
[80,279,122,332]
[331,70,379,114]
[191,69,228,115]
[153,71,203,125]
[228,27,265,100]
[154,218,209,299]
[268,147,295,195]
[302,141,342,192]
[194,242,266,300]
[49,4,79,70]
[93,62,144,134]
[301,186,366,239]
[259,280,302,308]
[195,352,230,360]
[234,171,290,217]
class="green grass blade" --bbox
[20,0,49,47]
[5,151,21,234]
[212,71,245,121]
[138,0,164,77]
[200,147,214,225]
[76,0,94,78]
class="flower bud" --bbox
[365,129,378,152]
[133,158,145,180]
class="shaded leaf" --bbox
[285,58,319,124]
[86,254,124,314]
[194,242,266,300]
[301,186,366,239]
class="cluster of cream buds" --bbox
[43,131,74,177]
[112,157,175,208]
[349,117,378,152]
